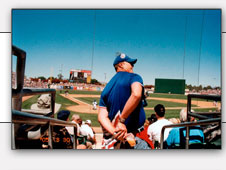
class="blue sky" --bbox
[12,9,221,87]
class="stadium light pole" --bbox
[182,16,187,79]
[91,10,96,80]
[104,73,106,84]
[197,10,205,88]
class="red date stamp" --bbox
[40,137,71,144]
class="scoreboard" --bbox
[69,69,92,83]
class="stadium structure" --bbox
[154,78,185,94]
[69,69,92,83]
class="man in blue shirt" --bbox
[98,53,147,149]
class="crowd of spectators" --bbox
[191,89,221,95]
[15,105,220,149]
[12,72,221,95]
[12,72,105,90]
[144,106,221,149]
[15,109,97,149]
[22,78,105,91]
[50,110,97,149]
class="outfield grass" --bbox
[145,109,180,119]
[68,107,218,127]
[58,90,217,102]
[75,97,100,105]
[149,93,187,99]
[149,93,218,102]
[67,111,99,126]
[22,93,78,110]
[22,95,40,109]
[146,99,197,107]
[145,108,218,119]
[55,93,78,109]
[57,89,102,95]
[75,97,197,108]
[22,90,219,127]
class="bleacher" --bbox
[12,45,78,149]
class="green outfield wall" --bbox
[154,78,185,94]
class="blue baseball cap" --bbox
[113,53,137,66]
[57,110,70,121]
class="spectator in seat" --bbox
[44,110,86,149]
[16,112,54,149]
[147,104,173,148]
[67,114,92,149]
[147,114,157,125]
[168,118,181,124]
[41,110,73,149]
[165,108,205,149]
[81,120,96,148]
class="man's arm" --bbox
[98,107,116,135]
[115,82,142,136]
[98,107,126,140]
[86,126,96,144]
[120,82,142,120]
[147,125,153,141]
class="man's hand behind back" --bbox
[114,122,127,141]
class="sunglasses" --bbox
[130,63,134,67]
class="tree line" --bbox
[143,84,220,91]
[28,76,220,90]
[185,84,221,91]
[29,75,101,85]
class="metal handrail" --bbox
[12,110,78,149]
[21,109,52,116]
[182,94,221,149]
[187,94,221,120]
[12,45,26,111]
[12,45,26,94]
[160,118,221,149]
[189,112,221,120]
[13,88,56,97]
[187,94,221,101]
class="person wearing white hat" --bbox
[85,119,92,125]
[81,119,96,148]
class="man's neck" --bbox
[117,69,133,73]
[157,117,165,120]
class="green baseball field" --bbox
[22,89,220,127]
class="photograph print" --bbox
[12,9,221,149]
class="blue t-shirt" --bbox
[99,71,146,132]
[166,126,204,148]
